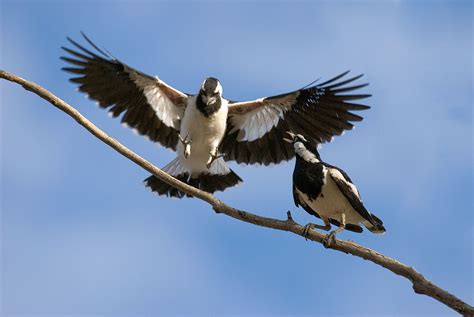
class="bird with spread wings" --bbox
[62,33,371,198]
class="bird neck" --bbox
[294,142,320,163]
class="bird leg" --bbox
[323,213,346,248]
[302,220,331,240]
[206,148,224,169]
[178,134,192,159]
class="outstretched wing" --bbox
[61,33,188,150]
[220,72,370,165]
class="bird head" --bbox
[284,131,321,160]
[200,77,222,106]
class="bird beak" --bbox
[207,97,216,105]
[202,95,216,106]
[283,131,295,143]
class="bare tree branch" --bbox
[1,69,472,316]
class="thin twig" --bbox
[1,69,472,316]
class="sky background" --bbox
[1,1,472,316]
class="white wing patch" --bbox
[143,85,182,129]
[229,104,283,142]
[329,168,361,200]
[127,68,183,130]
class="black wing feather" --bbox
[61,34,187,150]
[328,168,379,228]
[293,185,363,233]
[224,72,371,165]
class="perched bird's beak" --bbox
[283,131,295,143]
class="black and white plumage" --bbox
[285,132,385,243]
[62,33,372,198]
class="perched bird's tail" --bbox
[144,157,242,198]
[363,213,386,234]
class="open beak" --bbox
[202,95,217,106]
[283,131,295,143]
[207,97,216,105]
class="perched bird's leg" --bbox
[323,213,346,248]
[206,148,224,168]
[302,220,331,240]
[178,134,192,159]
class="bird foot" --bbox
[178,133,192,145]
[302,223,315,240]
[323,231,337,248]
[206,152,224,169]
[178,134,192,159]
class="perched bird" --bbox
[284,132,385,245]
[62,33,372,198]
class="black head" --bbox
[199,77,222,105]
[283,131,321,160]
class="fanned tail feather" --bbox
[144,157,242,198]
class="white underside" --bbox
[296,169,365,225]
[171,96,229,176]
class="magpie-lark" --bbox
[284,132,385,246]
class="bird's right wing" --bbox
[61,33,189,150]
[328,168,375,225]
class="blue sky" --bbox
[1,1,472,316]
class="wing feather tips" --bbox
[80,31,112,59]
[334,93,372,101]
[364,214,386,234]
[60,56,89,66]
[331,83,369,94]
[317,70,351,87]
[61,46,94,61]
[325,100,371,111]
[322,73,364,89]
[61,67,87,75]
[66,36,104,60]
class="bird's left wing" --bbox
[61,33,188,150]
[221,72,370,165]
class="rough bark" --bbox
[1,70,472,316]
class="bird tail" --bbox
[363,213,386,234]
[144,157,242,198]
